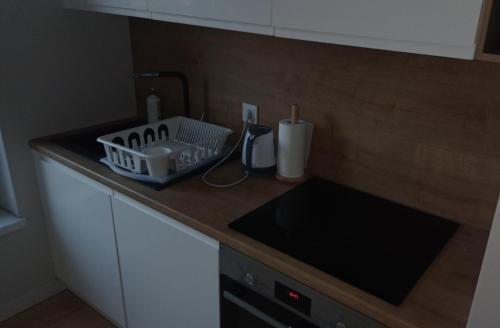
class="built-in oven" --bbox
[220,245,386,328]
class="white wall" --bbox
[467,196,500,328]
[0,0,136,319]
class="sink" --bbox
[52,118,145,161]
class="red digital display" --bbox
[275,281,311,315]
[288,291,300,301]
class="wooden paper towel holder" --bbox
[276,104,310,184]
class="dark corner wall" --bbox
[129,17,500,231]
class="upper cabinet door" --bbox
[148,0,272,26]
[273,0,484,59]
[86,0,147,10]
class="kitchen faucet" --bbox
[133,71,190,118]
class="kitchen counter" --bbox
[30,122,489,328]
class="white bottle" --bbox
[146,88,161,123]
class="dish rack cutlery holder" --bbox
[97,116,233,183]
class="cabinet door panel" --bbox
[35,155,125,327]
[273,0,483,47]
[149,0,272,25]
[113,194,220,328]
[86,0,147,10]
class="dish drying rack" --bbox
[97,116,233,184]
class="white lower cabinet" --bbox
[112,193,220,328]
[34,153,126,327]
[35,152,220,327]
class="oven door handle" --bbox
[223,291,289,328]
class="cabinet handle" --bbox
[223,291,289,328]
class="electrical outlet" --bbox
[242,103,258,124]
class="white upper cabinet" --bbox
[64,0,485,59]
[64,0,151,18]
[148,0,273,35]
[272,0,484,59]
[86,0,147,10]
[149,0,271,25]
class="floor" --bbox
[0,290,115,328]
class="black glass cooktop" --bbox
[229,177,459,305]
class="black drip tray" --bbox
[229,177,459,305]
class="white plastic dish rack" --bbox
[97,116,233,184]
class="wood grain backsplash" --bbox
[130,18,500,230]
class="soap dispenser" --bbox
[146,88,161,123]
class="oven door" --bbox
[220,275,320,328]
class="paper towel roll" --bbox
[278,119,307,178]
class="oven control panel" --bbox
[275,281,312,316]
[220,245,386,328]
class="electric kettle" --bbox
[241,125,277,176]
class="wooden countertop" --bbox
[30,127,489,328]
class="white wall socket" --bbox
[242,103,258,124]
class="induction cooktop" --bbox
[228,177,459,305]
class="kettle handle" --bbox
[244,133,256,173]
